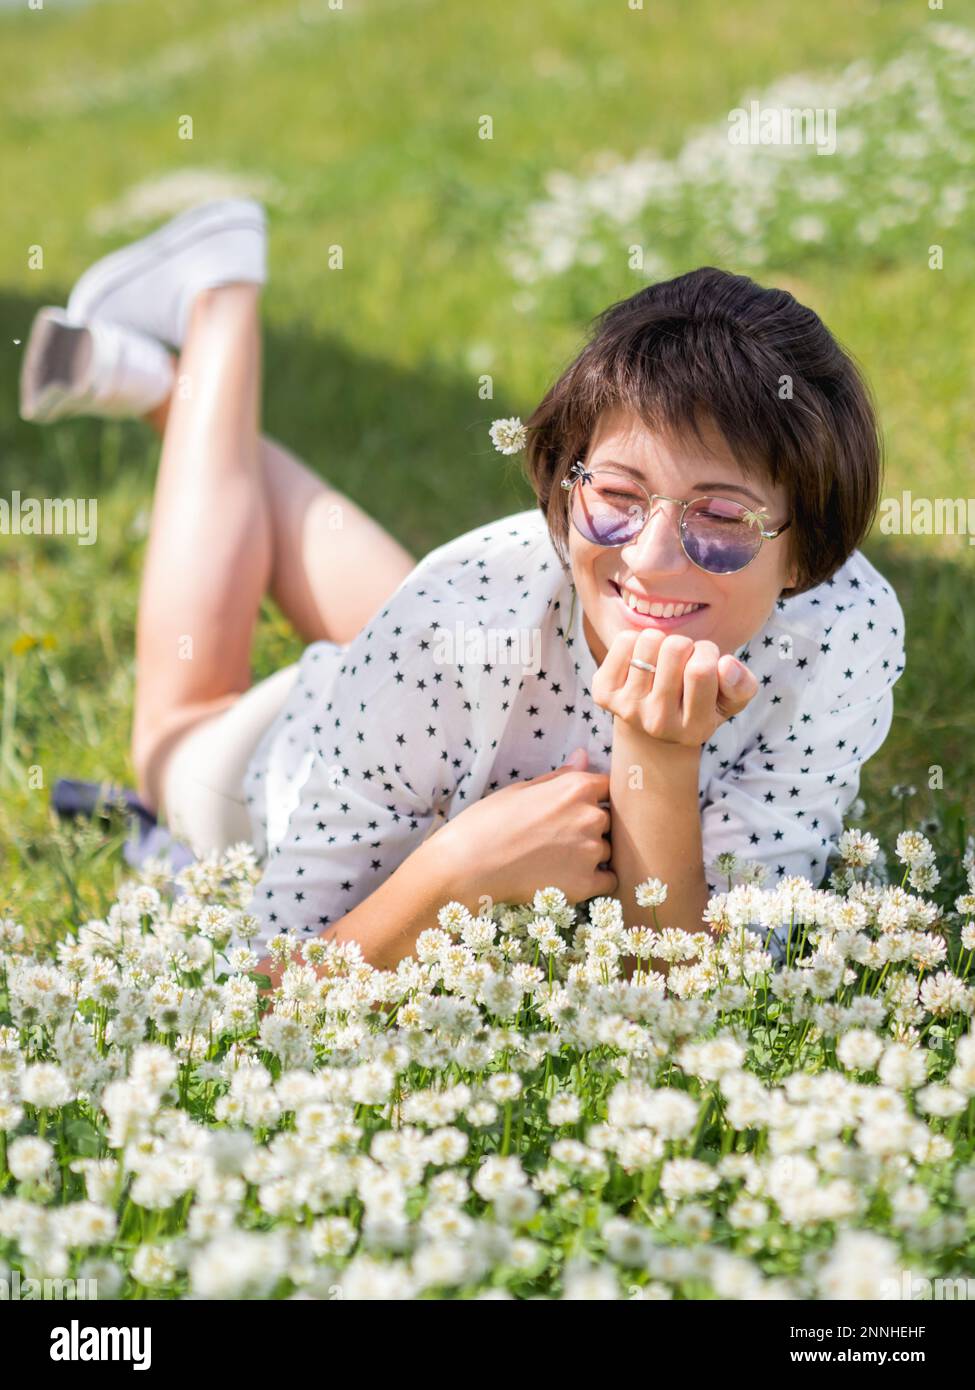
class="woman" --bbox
[21,200,905,982]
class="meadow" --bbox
[0,0,974,1298]
[2,0,974,927]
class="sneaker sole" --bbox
[19,308,94,422]
[67,199,266,333]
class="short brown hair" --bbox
[522,267,883,596]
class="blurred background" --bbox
[2,0,974,925]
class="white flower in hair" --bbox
[489,416,527,454]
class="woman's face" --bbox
[568,406,799,666]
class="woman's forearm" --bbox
[255,720,712,989]
[609,715,710,953]
[255,823,473,982]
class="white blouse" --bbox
[242,507,906,955]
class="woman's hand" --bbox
[431,749,617,908]
[591,628,759,748]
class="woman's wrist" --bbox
[611,713,702,781]
[419,817,482,913]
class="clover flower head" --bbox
[838,828,881,868]
[489,417,527,455]
[895,829,935,868]
[635,876,668,908]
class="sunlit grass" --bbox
[0,0,972,923]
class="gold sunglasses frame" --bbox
[560,461,791,574]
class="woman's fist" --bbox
[590,627,759,747]
[433,748,617,907]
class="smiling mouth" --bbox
[608,580,709,625]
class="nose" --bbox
[620,498,690,575]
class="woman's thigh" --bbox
[160,663,299,857]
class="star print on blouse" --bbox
[240,507,905,954]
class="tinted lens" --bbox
[681,497,763,573]
[571,472,647,546]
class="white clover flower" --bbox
[53,1200,118,1249]
[420,1203,474,1243]
[0,1101,25,1133]
[727,1195,769,1229]
[466,1100,498,1127]
[908,861,940,893]
[653,928,702,964]
[548,1093,582,1126]
[195,904,234,942]
[920,970,973,1018]
[308,1216,358,1259]
[895,830,935,867]
[131,1242,178,1287]
[816,1230,908,1299]
[129,1044,178,1095]
[635,876,668,908]
[533,886,569,916]
[806,955,845,999]
[488,417,527,455]
[588,896,625,933]
[953,1166,975,1205]
[915,1083,967,1118]
[837,828,881,867]
[8,1135,54,1182]
[0,917,24,947]
[949,1049,975,1096]
[190,1230,288,1299]
[487,1072,523,1103]
[411,1240,471,1290]
[734,859,769,888]
[835,1029,884,1072]
[602,1216,654,1266]
[561,1260,620,1300]
[20,1063,72,1110]
[877,1043,928,1091]
[481,974,523,1017]
[678,1035,746,1081]
[659,1158,720,1200]
[493,1186,540,1226]
[74,1256,122,1297]
[676,1203,714,1239]
[473,1155,527,1201]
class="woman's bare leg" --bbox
[132,284,269,811]
[146,392,417,647]
[262,435,417,646]
[135,304,417,811]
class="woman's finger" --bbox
[682,639,720,732]
[619,628,663,700]
[716,653,759,717]
[645,634,694,714]
[596,626,649,695]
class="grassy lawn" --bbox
[2,0,974,931]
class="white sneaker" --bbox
[19,308,175,423]
[65,199,267,349]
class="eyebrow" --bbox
[592,458,767,507]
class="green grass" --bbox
[2,0,974,929]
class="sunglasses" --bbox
[560,462,791,575]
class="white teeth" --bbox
[621,589,702,618]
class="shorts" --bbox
[160,663,300,859]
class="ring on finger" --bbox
[629,657,656,673]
